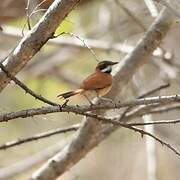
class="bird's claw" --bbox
[62,99,69,107]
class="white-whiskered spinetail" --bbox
[57,61,118,103]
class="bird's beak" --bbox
[111,62,118,66]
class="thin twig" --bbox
[30,9,47,17]
[115,0,146,31]
[138,83,170,98]
[148,104,180,114]
[0,62,59,106]
[32,0,49,13]
[120,83,170,120]
[24,0,49,35]
[28,0,49,18]
[92,113,180,156]
[153,0,180,18]
[123,125,180,156]
[128,118,180,126]
[76,110,180,157]
[126,103,163,118]
[53,32,100,62]
[22,0,32,35]
[0,138,71,180]
[26,0,32,30]
[0,124,80,150]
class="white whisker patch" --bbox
[101,66,112,73]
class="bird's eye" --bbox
[100,65,112,73]
[99,64,107,70]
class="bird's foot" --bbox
[98,97,116,106]
[62,99,69,107]
[89,101,95,107]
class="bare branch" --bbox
[1,110,179,151]
[30,9,47,18]
[147,104,180,114]
[31,109,180,180]
[31,0,49,14]
[144,0,159,17]
[0,94,180,122]
[80,114,180,156]
[25,0,32,30]
[88,112,180,157]
[120,83,170,120]
[138,83,170,98]
[0,124,80,150]
[0,62,59,106]
[128,118,180,126]
[54,32,100,62]
[1,25,134,54]
[0,138,72,180]
[126,103,180,120]
[153,0,180,18]
[115,0,146,31]
[124,125,180,156]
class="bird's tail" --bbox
[57,89,83,99]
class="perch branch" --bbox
[0,94,180,122]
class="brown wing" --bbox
[80,71,112,90]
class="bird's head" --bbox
[95,60,118,73]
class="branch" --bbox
[31,108,180,180]
[128,118,180,126]
[115,0,146,31]
[138,83,170,98]
[68,113,180,156]
[54,32,100,62]
[31,8,174,180]
[0,62,59,106]
[0,137,72,180]
[144,0,159,17]
[123,125,180,156]
[153,0,180,18]
[146,104,180,114]
[120,83,170,119]
[1,25,134,54]
[28,103,180,179]
[0,94,180,122]
[0,0,80,91]
[30,0,49,18]
[1,110,179,151]
[78,111,180,157]
[1,25,170,59]
[25,0,32,30]
[126,103,180,119]
[0,124,80,150]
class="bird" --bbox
[57,60,118,104]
